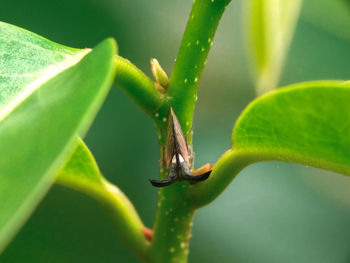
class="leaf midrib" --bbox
[0,49,91,121]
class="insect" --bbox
[150,108,211,187]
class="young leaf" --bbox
[247,0,302,95]
[56,139,103,187]
[56,139,149,258]
[234,81,350,173]
[0,22,117,252]
[190,81,350,207]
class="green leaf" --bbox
[247,0,302,95]
[233,81,350,174]
[55,139,136,216]
[56,139,103,187]
[0,22,88,113]
[190,81,350,207]
[0,22,117,252]
[55,139,149,257]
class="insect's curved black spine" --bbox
[149,178,174,187]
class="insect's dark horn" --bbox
[149,178,175,187]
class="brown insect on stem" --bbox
[150,108,211,187]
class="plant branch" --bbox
[148,181,195,263]
[55,140,149,260]
[114,56,166,122]
[189,150,253,208]
[149,1,232,262]
[167,0,231,136]
[58,178,149,258]
[189,146,350,209]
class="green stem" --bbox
[56,177,149,259]
[189,147,350,209]
[149,1,232,262]
[148,170,194,263]
[55,141,149,260]
[167,0,231,136]
[189,150,253,208]
[114,56,166,121]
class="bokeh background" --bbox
[2,0,350,262]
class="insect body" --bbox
[150,108,211,187]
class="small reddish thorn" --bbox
[142,227,154,242]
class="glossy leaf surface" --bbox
[234,81,350,175]
[0,22,117,252]
[191,81,350,207]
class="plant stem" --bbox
[189,150,252,208]
[167,0,231,137]
[56,177,150,259]
[189,147,350,209]
[55,141,149,260]
[114,56,166,121]
[148,177,194,263]
[149,1,232,262]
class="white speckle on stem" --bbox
[196,40,199,45]
[194,77,198,83]
[201,47,205,52]
[155,113,159,118]
[184,78,188,83]
[162,117,167,122]
[169,247,175,253]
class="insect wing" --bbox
[170,108,190,165]
[165,110,175,168]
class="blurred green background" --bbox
[2,0,350,262]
